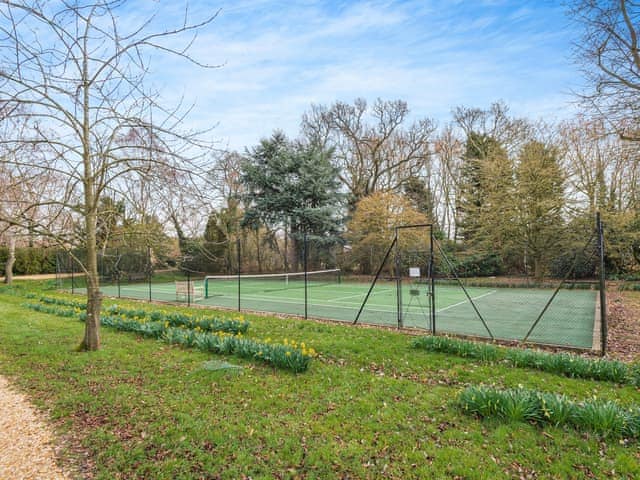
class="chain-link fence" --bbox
[57,216,607,353]
[352,218,606,352]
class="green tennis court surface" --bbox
[88,277,598,350]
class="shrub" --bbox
[1,247,58,275]
[504,349,630,384]
[439,253,504,278]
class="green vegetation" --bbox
[459,385,640,440]
[412,335,501,361]
[0,284,639,478]
[0,246,58,275]
[22,296,311,373]
[31,296,251,334]
[412,335,640,385]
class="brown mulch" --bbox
[605,290,640,362]
[0,375,72,480]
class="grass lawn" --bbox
[0,282,639,479]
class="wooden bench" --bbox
[175,281,204,302]
[127,272,148,282]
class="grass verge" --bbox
[0,284,639,478]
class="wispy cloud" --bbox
[141,0,583,149]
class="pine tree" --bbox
[457,133,516,268]
[514,141,565,279]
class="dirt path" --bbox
[0,375,71,479]
[0,273,64,281]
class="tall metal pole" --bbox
[430,225,436,334]
[597,212,607,355]
[395,227,402,328]
[304,232,308,319]
[436,239,494,340]
[116,248,121,298]
[187,270,191,306]
[147,246,152,302]
[353,237,397,325]
[237,238,241,312]
[71,257,75,294]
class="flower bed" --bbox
[459,385,640,441]
[412,335,640,386]
[24,297,315,373]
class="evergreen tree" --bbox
[514,141,566,279]
[403,176,435,221]
[241,132,343,271]
[457,132,516,269]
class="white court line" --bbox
[203,292,397,315]
[105,284,496,317]
[328,288,393,303]
[436,290,497,313]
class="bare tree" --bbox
[570,0,640,140]
[0,1,219,350]
[560,116,640,214]
[452,101,531,156]
[0,106,62,283]
[431,125,464,239]
[301,98,436,211]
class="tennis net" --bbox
[204,268,341,298]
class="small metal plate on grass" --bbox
[201,360,243,373]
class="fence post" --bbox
[187,270,191,307]
[395,227,403,328]
[237,238,241,312]
[304,233,308,319]
[148,246,152,302]
[116,248,121,298]
[354,236,397,325]
[71,257,75,294]
[430,225,436,335]
[597,212,607,355]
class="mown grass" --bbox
[0,282,639,479]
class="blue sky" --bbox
[146,0,583,151]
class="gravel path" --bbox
[0,375,71,479]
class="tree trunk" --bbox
[170,212,187,255]
[83,282,102,350]
[81,205,102,351]
[4,234,16,285]
[80,47,101,351]
[534,257,543,282]
[290,234,299,272]
[283,227,289,272]
[254,229,263,273]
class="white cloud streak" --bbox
[137,0,583,150]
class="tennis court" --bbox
[90,273,599,350]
